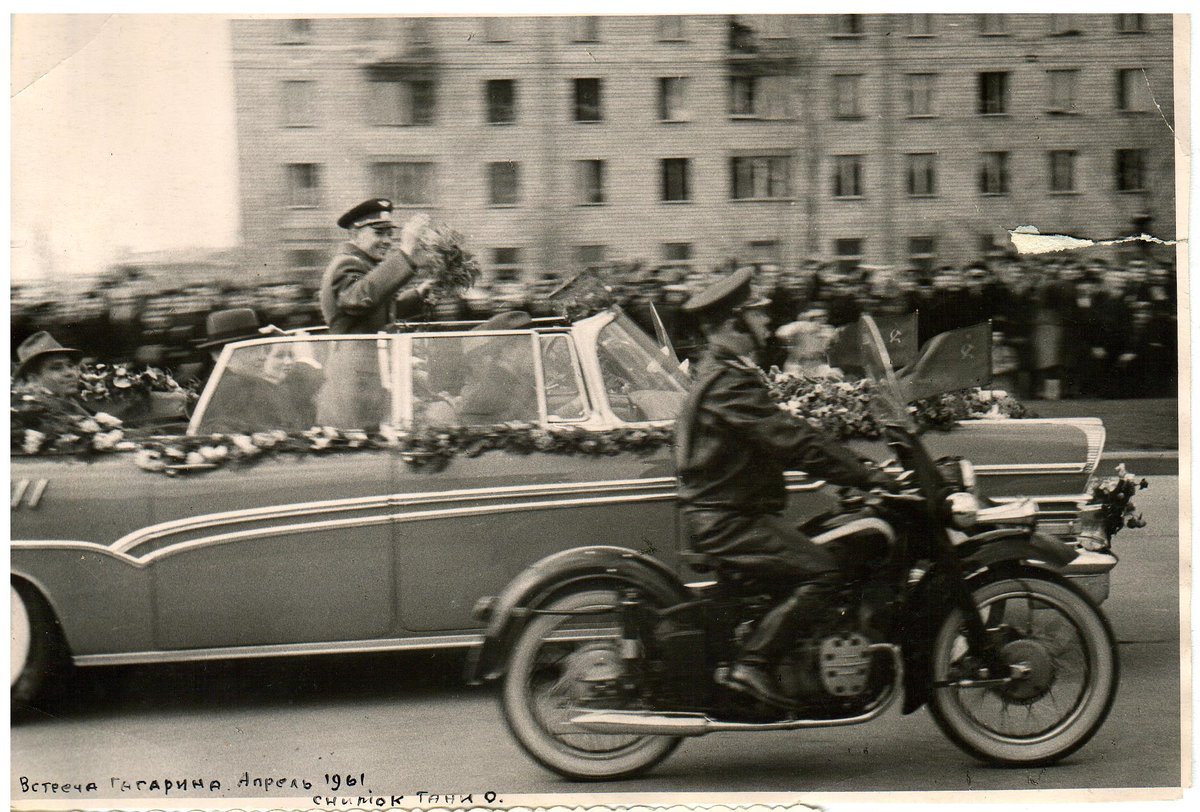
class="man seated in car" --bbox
[458,312,539,425]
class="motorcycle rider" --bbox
[675,267,896,705]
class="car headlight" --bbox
[946,492,981,529]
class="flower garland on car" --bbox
[13,361,1028,475]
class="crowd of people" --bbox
[11,251,1177,402]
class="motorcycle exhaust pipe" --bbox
[572,643,903,738]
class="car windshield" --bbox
[858,315,915,431]
[596,311,689,422]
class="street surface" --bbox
[11,477,1183,801]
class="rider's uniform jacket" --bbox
[319,243,426,334]
[676,330,877,517]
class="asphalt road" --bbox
[11,477,1182,803]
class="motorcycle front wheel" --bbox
[500,588,682,780]
[929,572,1118,767]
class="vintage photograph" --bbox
[9,10,1187,808]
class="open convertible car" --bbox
[11,309,1116,705]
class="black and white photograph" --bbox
[8,7,1190,810]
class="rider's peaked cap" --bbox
[337,198,395,230]
[681,267,771,315]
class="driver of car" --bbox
[675,267,896,706]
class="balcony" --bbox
[357,40,439,79]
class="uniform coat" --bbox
[318,243,426,335]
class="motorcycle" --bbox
[467,315,1119,781]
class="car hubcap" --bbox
[11,587,31,687]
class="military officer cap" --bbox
[337,198,396,230]
[681,266,771,315]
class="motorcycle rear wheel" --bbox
[500,588,682,780]
[929,572,1118,766]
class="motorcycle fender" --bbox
[958,528,1078,573]
[465,545,691,684]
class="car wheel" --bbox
[11,581,69,714]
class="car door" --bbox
[143,335,400,651]
[394,330,678,632]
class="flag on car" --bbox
[827,313,919,369]
[899,321,992,402]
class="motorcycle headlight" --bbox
[946,492,981,529]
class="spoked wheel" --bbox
[929,573,1118,766]
[499,589,682,780]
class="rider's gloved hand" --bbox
[864,468,901,493]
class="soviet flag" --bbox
[899,321,993,402]
[827,313,919,370]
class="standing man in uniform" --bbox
[316,199,435,428]
[319,198,436,333]
[675,267,895,705]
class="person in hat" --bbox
[12,331,91,416]
[193,309,323,433]
[313,200,437,429]
[675,267,896,706]
[319,199,436,335]
[457,311,539,424]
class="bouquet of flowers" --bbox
[1078,464,1149,550]
[411,224,482,296]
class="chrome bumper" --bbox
[1062,548,1117,605]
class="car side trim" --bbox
[140,490,682,564]
[73,633,482,667]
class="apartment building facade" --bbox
[231,13,1175,283]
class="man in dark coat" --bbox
[675,267,895,705]
[319,198,436,334]
[316,199,436,428]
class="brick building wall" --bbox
[231,13,1175,283]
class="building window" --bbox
[906,153,937,197]
[370,79,435,126]
[281,19,312,44]
[832,74,863,119]
[1115,14,1147,33]
[656,16,685,41]
[488,162,520,206]
[285,163,321,208]
[576,160,606,205]
[832,15,864,36]
[908,15,934,37]
[731,155,790,200]
[486,79,516,124]
[491,248,522,282]
[1048,151,1077,193]
[658,77,688,121]
[978,72,1009,115]
[747,240,781,265]
[662,243,693,267]
[908,237,936,272]
[572,16,600,42]
[1116,68,1148,111]
[406,18,432,45]
[661,158,691,202]
[280,80,315,127]
[978,14,1009,35]
[576,245,607,269]
[484,18,514,42]
[834,238,864,273]
[573,78,603,122]
[832,155,864,198]
[1047,70,1080,114]
[906,73,936,116]
[729,74,792,119]
[286,248,325,271]
[1048,14,1081,35]
[371,162,434,206]
[1115,149,1147,192]
[979,152,1010,195]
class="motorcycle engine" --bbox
[777,630,877,701]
